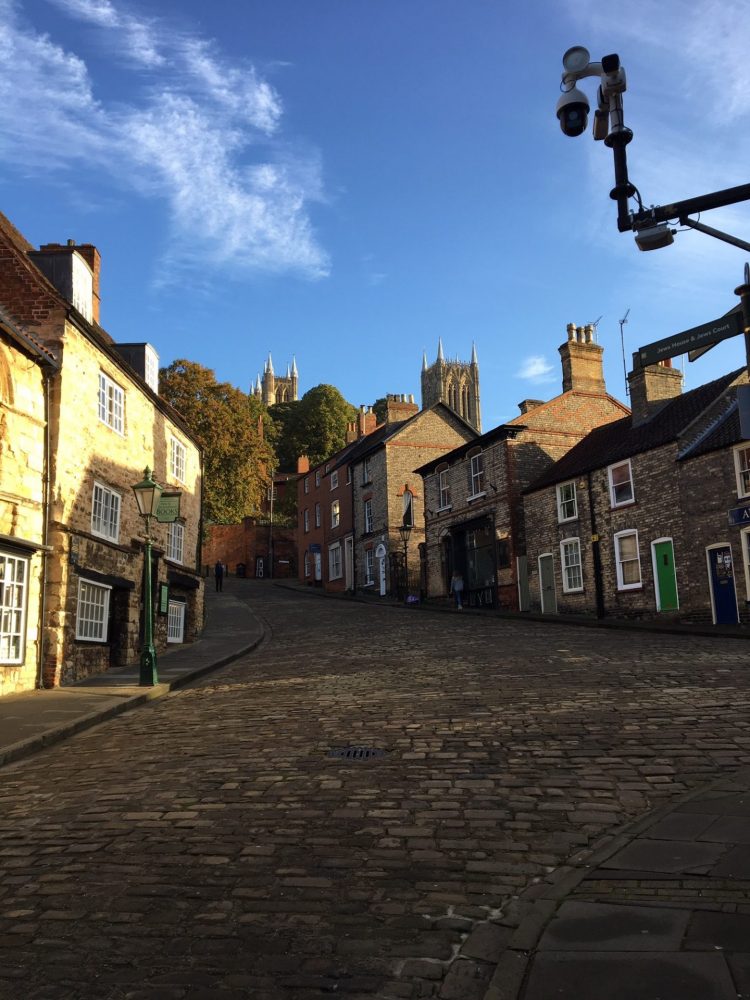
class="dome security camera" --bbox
[556,87,590,137]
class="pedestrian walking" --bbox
[214,560,224,592]
[449,570,464,610]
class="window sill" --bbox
[436,505,452,513]
[611,498,636,509]
[617,583,643,591]
[562,587,584,595]
[557,516,578,525]
[467,492,487,503]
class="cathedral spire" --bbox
[471,342,478,366]
[267,352,274,376]
[291,356,298,376]
[255,374,262,395]
[422,350,428,372]
[437,338,444,363]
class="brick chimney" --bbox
[297,455,310,474]
[559,323,605,393]
[29,239,101,324]
[518,398,544,414]
[385,393,419,425]
[628,355,683,426]
[346,405,378,443]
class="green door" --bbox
[653,540,678,612]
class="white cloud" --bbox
[0,0,328,280]
[517,355,556,383]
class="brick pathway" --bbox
[1,581,749,999]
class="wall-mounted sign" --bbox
[156,493,182,523]
[728,503,750,526]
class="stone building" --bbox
[416,323,629,609]
[349,395,476,597]
[0,312,59,695]
[0,212,204,691]
[252,353,298,405]
[421,340,481,432]
[523,355,750,625]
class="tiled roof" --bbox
[0,305,59,369]
[526,368,744,492]
[679,399,741,460]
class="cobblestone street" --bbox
[2,581,750,1000]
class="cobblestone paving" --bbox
[2,584,750,1000]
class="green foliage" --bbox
[159,360,276,523]
[372,397,388,424]
[270,384,357,470]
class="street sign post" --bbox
[638,308,742,367]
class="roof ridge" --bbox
[677,397,738,460]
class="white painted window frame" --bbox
[608,459,635,508]
[0,552,29,664]
[170,436,186,483]
[733,444,750,499]
[330,470,339,490]
[167,522,184,564]
[364,499,374,534]
[315,503,321,528]
[560,537,583,593]
[303,509,309,533]
[469,451,485,498]
[614,529,642,590]
[331,499,340,528]
[98,371,124,434]
[91,481,121,542]
[365,548,375,585]
[438,469,451,511]
[329,542,342,581]
[556,481,578,522]
[167,600,185,643]
[76,578,111,642]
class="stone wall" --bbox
[0,336,47,694]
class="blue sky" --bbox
[2,0,749,429]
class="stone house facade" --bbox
[0,212,204,691]
[523,356,750,624]
[349,396,476,597]
[0,314,59,695]
[416,324,629,609]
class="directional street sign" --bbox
[638,306,743,367]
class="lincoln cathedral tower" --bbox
[420,340,481,432]
[252,354,299,406]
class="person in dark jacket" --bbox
[214,560,224,592]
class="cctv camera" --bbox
[634,223,675,251]
[556,87,590,137]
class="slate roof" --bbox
[414,421,518,477]
[526,368,744,493]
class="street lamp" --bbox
[132,467,163,686]
[398,523,412,601]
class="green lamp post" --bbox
[398,522,412,602]
[132,467,163,686]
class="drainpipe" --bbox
[37,370,53,689]
[587,470,606,619]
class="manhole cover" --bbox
[328,746,388,761]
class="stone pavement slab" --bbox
[536,901,691,951]
[522,952,737,1000]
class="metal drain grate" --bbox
[328,746,388,761]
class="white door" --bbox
[167,601,185,643]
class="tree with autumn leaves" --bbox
[159,360,276,524]
[160,362,358,524]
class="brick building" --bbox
[297,406,378,591]
[523,355,750,625]
[349,395,476,597]
[0,213,204,691]
[0,312,59,695]
[416,324,629,609]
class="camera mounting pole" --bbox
[557,47,750,252]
